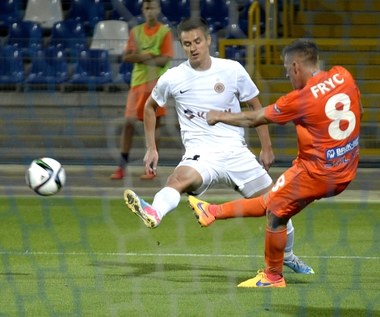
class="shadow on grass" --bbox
[89,257,319,291]
[91,260,253,283]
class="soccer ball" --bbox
[26,157,66,196]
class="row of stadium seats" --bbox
[0,0,255,36]
[0,45,133,90]
[0,0,254,90]
[0,19,129,58]
[0,0,191,28]
[0,18,247,65]
[0,42,245,90]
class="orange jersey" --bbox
[265,66,361,183]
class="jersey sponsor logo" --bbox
[214,82,225,93]
[184,109,195,119]
[184,109,207,120]
[325,136,359,160]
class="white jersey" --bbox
[151,57,260,151]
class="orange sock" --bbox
[208,196,266,219]
[264,227,287,280]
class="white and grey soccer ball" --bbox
[26,157,66,196]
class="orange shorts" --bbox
[266,162,350,218]
[125,80,167,121]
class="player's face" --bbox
[142,1,160,25]
[180,28,211,70]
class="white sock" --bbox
[284,218,295,261]
[152,187,181,219]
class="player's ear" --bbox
[206,34,212,46]
[292,61,299,74]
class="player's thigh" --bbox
[242,173,273,198]
[227,148,272,198]
[266,166,319,218]
[125,88,140,119]
[125,83,158,120]
[266,165,350,218]
[176,155,220,196]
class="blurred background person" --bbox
[111,0,174,180]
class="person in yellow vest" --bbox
[111,0,174,180]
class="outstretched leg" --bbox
[188,195,314,274]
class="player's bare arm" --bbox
[143,55,172,67]
[246,97,274,170]
[123,49,153,63]
[123,48,171,66]
[143,96,161,175]
[207,107,271,128]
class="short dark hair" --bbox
[177,17,210,39]
[282,39,319,65]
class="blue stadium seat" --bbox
[69,49,113,87]
[225,46,246,65]
[160,0,190,25]
[110,0,144,26]
[223,24,248,65]
[118,61,133,85]
[25,47,68,86]
[48,20,87,58]
[123,0,143,16]
[66,0,105,31]
[200,0,230,32]
[102,0,113,11]
[0,45,24,85]
[0,0,23,27]
[5,21,43,55]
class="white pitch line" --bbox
[0,251,378,260]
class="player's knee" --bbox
[125,117,137,127]
[267,210,288,230]
[166,167,202,194]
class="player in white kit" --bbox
[124,18,314,274]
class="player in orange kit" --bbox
[189,39,363,287]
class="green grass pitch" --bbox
[0,197,379,316]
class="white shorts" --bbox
[177,147,273,198]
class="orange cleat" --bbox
[188,195,216,227]
[139,172,156,180]
[110,167,125,180]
